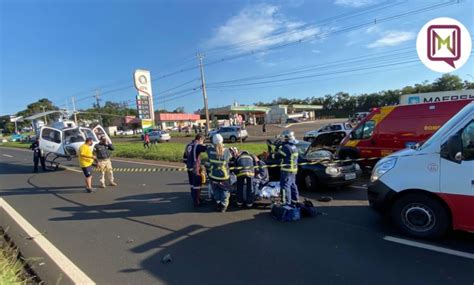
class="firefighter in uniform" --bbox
[275,130,300,204]
[234,149,257,208]
[183,134,207,207]
[207,134,232,212]
[30,138,46,172]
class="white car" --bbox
[303,122,352,142]
[148,130,171,143]
[208,126,248,143]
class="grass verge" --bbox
[0,229,35,284]
[114,142,267,162]
[0,141,267,162]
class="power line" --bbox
[207,47,415,86]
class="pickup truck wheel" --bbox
[391,193,450,239]
[303,172,318,192]
[230,136,237,143]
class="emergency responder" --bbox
[234,149,257,208]
[274,130,299,204]
[254,156,269,190]
[29,137,46,172]
[207,134,232,212]
[183,133,207,207]
[94,136,118,188]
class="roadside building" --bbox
[204,102,323,125]
[155,113,201,130]
[204,104,270,126]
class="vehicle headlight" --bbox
[325,166,340,176]
[371,157,397,182]
[355,163,361,171]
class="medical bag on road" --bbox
[271,204,301,222]
[297,200,318,218]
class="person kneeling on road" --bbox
[78,138,96,193]
[94,136,117,188]
[274,130,300,205]
[233,148,257,208]
[183,133,207,207]
[207,134,232,212]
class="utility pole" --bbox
[41,106,48,125]
[197,53,210,134]
[71,97,78,124]
[95,89,103,125]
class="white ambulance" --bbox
[368,102,474,239]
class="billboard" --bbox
[133,69,155,131]
[400,89,474,105]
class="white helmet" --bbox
[212,134,224,145]
[281,130,297,143]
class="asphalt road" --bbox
[1,147,473,285]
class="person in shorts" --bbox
[79,138,96,193]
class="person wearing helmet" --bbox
[207,133,232,212]
[234,149,257,208]
[183,133,207,207]
[275,130,300,205]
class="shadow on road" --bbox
[121,207,474,285]
[0,162,64,175]
[50,192,214,222]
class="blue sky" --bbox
[1,0,473,115]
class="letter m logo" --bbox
[434,31,455,55]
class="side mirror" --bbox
[445,134,463,162]
[455,152,463,162]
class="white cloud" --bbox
[334,0,377,8]
[311,49,321,53]
[367,31,415,48]
[205,4,320,53]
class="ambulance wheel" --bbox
[391,193,450,239]
[229,136,237,143]
[302,172,318,192]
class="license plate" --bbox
[345,173,356,180]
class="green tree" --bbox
[432,74,464,91]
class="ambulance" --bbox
[338,100,473,162]
[368,101,474,238]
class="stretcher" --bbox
[205,173,281,205]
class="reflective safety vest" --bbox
[279,143,299,174]
[235,152,255,177]
[207,146,230,181]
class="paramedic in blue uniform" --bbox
[234,149,257,208]
[207,134,232,212]
[274,130,300,204]
[183,133,207,207]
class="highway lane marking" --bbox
[383,236,474,260]
[2,154,14,158]
[0,198,96,284]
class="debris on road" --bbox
[161,254,172,264]
[318,196,333,202]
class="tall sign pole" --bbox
[133,69,155,132]
[197,53,210,134]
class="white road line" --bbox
[0,198,96,284]
[383,236,474,260]
[2,154,14,158]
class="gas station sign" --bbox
[133,69,155,131]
